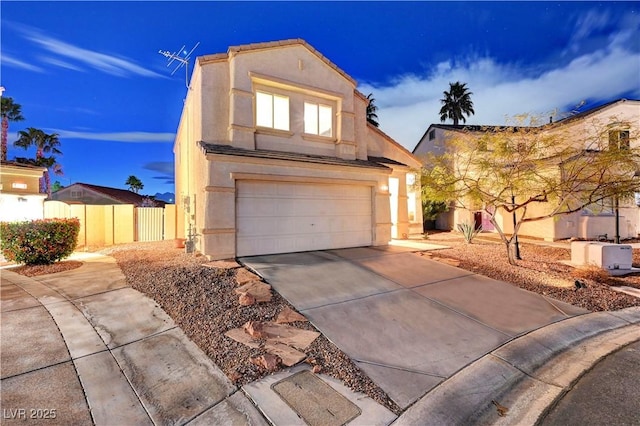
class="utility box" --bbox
[586,243,633,270]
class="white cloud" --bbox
[572,9,610,43]
[50,130,175,143]
[1,53,44,73]
[14,25,166,78]
[359,21,640,152]
[39,56,85,72]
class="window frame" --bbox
[608,129,630,150]
[303,101,333,138]
[255,90,290,132]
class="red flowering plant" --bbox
[0,218,80,265]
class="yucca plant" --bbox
[457,221,482,244]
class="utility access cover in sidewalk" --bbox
[272,370,361,426]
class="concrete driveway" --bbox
[240,245,589,409]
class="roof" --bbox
[198,39,357,86]
[548,98,640,127]
[413,124,527,154]
[415,98,639,150]
[199,142,390,170]
[61,183,164,205]
[368,156,408,167]
[0,160,47,172]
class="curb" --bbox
[392,307,640,425]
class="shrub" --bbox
[457,221,482,244]
[570,265,612,284]
[1,218,80,265]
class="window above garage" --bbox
[304,102,332,137]
[256,91,290,131]
[251,72,342,144]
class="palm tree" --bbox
[366,93,379,127]
[1,97,25,161]
[14,127,63,195]
[126,175,144,193]
[439,82,475,126]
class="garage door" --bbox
[236,181,372,256]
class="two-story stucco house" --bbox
[413,99,640,241]
[0,160,47,222]
[174,39,423,260]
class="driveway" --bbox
[240,245,589,409]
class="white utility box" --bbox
[571,241,633,270]
[586,243,632,270]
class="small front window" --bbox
[428,129,436,141]
[609,130,630,150]
[304,102,332,137]
[256,91,289,131]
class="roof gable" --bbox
[56,183,156,205]
[198,39,356,86]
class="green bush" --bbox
[457,221,482,244]
[1,218,80,265]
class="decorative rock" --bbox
[243,321,267,339]
[229,370,242,382]
[262,323,320,350]
[312,364,322,374]
[264,342,307,367]
[202,259,241,269]
[238,292,256,306]
[224,328,261,348]
[251,354,280,372]
[275,307,307,324]
[235,269,260,286]
[235,281,272,302]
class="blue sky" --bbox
[1,1,639,197]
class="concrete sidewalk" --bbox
[0,254,265,425]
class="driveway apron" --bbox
[241,246,588,409]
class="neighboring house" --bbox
[414,98,640,241]
[49,183,165,207]
[0,160,47,221]
[174,39,423,260]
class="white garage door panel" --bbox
[237,181,372,256]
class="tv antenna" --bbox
[158,42,200,88]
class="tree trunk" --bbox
[1,117,7,161]
[505,241,516,265]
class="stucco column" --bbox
[228,88,256,150]
[374,180,392,245]
[395,173,410,239]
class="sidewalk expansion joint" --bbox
[352,359,447,379]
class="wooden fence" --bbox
[43,201,176,248]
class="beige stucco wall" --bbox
[174,41,424,259]
[419,101,640,241]
[198,153,392,259]
[0,163,46,221]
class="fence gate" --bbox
[136,207,164,242]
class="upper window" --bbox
[256,91,289,131]
[304,102,332,137]
[428,129,436,141]
[609,130,630,150]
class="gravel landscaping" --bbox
[423,232,640,312]
[9,233,640,414]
